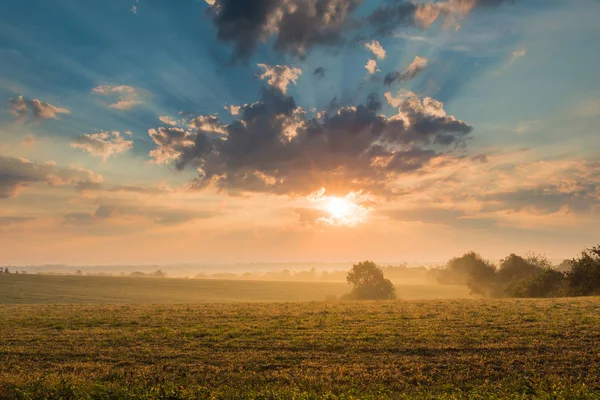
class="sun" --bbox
[306,188,371,227]
[326,197,353,220]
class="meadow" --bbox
[1,276,599,399]
[0,274,470,304]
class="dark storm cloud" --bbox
[207,0,361,60]
[0,156,101,198]
[148,87,471,197]
[206,0,516,60]
[366,1,417,35]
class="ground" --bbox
[0,276,599,399]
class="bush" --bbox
[345,261,396,300]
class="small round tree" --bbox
[346,261,396,300]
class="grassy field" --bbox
[1,298,600,399]
[0,274,470,303]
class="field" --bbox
[1,277,600,399]
[0,274,470,303]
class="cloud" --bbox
[481,161,600,215]
[257,64,302,94]
[207,0,361,60]
[383,150,600,231]
[94,202,215,226]
[313,66,325,78]
[92,85,143,110]
[9,95,71,122]
[414,0,516,29]
[205,0,515,61]
[21,135,36,146]
[159,116,178,126]
[574,98,600,118]
[384,56,428,85]
[63,200,218,227]
[0,216,35,225]
[70,131,133,160]
[224,105,241,115]
[364,59,380,75]
[364,40,386,59]
[148,87,472,198]
[148,127,195,164]
[384,89,418,107]
[510,48,526,63]
[381,207,496,229]
[189,115,228,135]
[0,155,102,199]
[366,2,418,35]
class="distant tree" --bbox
[567,246,600,296]
[345,261,396,300]
[555,259,574,273]
[4,267,9,274]
[152,270,166,278]
[76,270,82,276]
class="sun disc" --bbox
[327,197,352,219]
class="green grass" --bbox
[1,298,600,399]
[0,274,470,304]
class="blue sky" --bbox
[1,0,599,265]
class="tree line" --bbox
[345,245,600,300]
[436,246,600,298]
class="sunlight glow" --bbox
[307,188,371,227]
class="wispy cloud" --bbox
[9,96,70,122]
[70,131,133,160]
[92,85,143,110]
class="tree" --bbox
[440,252,497,296]
[567,246,600,296]
[4,267,9,274]
[345,261,396,300]
[497,254,542,284]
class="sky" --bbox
[0,0,599,266]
